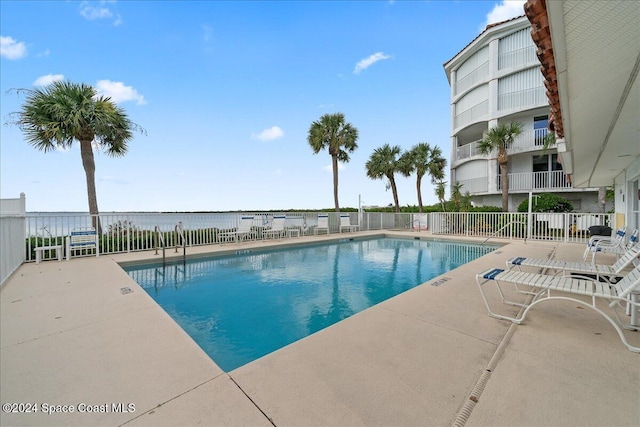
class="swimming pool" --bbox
[124,237,497,371]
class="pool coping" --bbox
[1,231,638,426]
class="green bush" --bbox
[517,193,573,213]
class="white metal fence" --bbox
[13,210,617,263]
[1,194,26,284]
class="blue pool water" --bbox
[124,237,496,371]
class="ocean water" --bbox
[26,212,255,236]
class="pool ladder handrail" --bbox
[482,220,528,245]
[175,222,186,264]
[154,225,167,264]
[155,223,187,265]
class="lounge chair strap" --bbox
[483,268,504,280]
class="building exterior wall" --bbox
[444,16,598,212]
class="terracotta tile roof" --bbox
[524,0,563,137]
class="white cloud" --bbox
[95,80,147,105]
[353,52,391,75]
[324,163,345,173]
[79,1,122,26]
[253,126,284,141]
[484,1,526,28]
[37,49,51,58]
[33,74,64,86]
[0,36,27,59]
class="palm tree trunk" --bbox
[332,155,340,213]
[416,175,423,213]
[598,187,606,213]
[79,139,102,233]
[500,162,509,212]
[389,177,400,213]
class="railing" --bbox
[498,86,546,111]
[430,212,614,243]
[499,171,571,191]
[155,226,167,264]
[454,100,489,129]
[455,128,550,163]
[175,222,186,264]
[455,139,484,161]
[454,61,489,95]
[2,194,26,284]
[455,178,489,194]
[498,45,536,70]
[15,211,617,263]
[509,128,549,153]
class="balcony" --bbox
[455,177,489,194]
[498,45,536,70]
[455,129,549,164]
[454,61,489,95]
[497,86,546,111]
[509,128,548,153]
[499,170,571,191]
[454,100,488,130]
[455,139,483,162]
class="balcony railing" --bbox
[509,128,549,152]
[455,129,549,163]
[456,178,489,194]
[455,139,483,161]
[454,100,489,129]
[498,86,546,111]
[498,170,571,191]
[498,45,536,70]
[454,61,489,95]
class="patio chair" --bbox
[585,229,638,261]
[339,213,359,233]
[475,264,640,352]
[315,213,330,235]
[582,227,625,260]
[217,215,256,243]
[507,244,640,283]
[262,215,286,239]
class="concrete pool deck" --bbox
[1,231,638,426]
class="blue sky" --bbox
[1,0,526,212]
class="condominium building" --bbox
[443,15,601,212]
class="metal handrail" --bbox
[482,220,528,245]
[175,222,186,263]
[154,225,166,264]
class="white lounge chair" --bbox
[339,213,359,233]
[262,215,286,239]
[582,227,626,260]
[217,215,256,243]
[315,213,330,235]
[507,244,640,282]
[476,264,640,352]
[284,215,307,237]
[587,229,638,261]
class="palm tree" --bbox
[399,143,447,213]
[307,113,359,212]
[477,122,523,212]
[10,81,143,231]
[435,180,447,211]
[366,144,402,212]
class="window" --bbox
[533,154,565,188]
[534,116,548,146]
